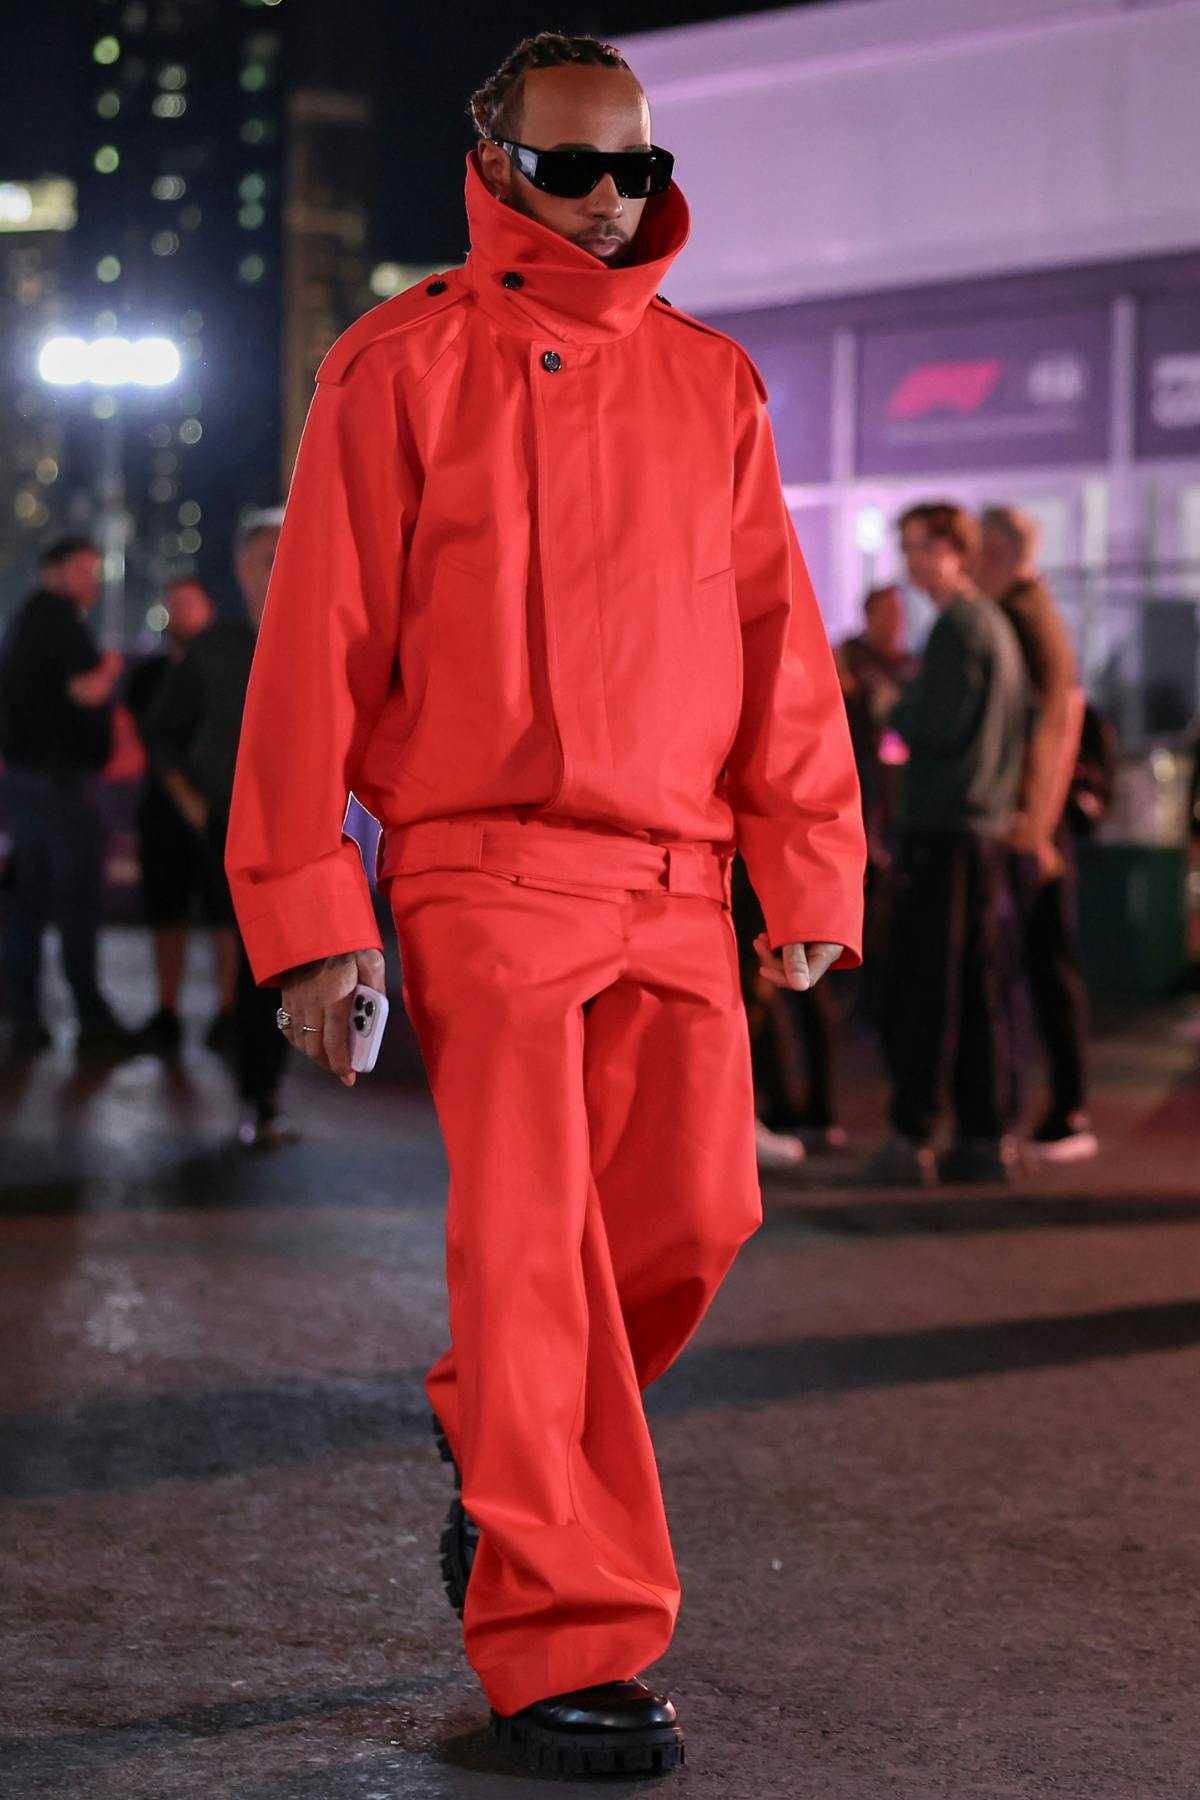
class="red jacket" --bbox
[228,153,865,983]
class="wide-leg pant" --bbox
[388,848,762,1716]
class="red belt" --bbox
[378,816,733,905]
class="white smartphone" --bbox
[348,983,389,1073]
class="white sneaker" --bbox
[755,1119,806,1169]
[1027,1110,1099,1163]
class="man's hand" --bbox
[277,948,386,1088]
[163,769,209,835]
[753,934,843,993]
[67,649,123,708]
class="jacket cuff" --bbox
[231,840,383,987]
[739,838,866,969]
[761,896,863,970]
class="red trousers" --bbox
[386,816,762,1715]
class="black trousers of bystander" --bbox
[884,828,1012,1146]
[1011,830,1089,1121]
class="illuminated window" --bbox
[151,231,179,256]
[96,91,120,119]
[238,254,265,283]
[151,94,187,118]
[93,36,121,64]
[238,172,266,201]
[238,202,264,229]
[94,145,120,174]
[157,64,187,89]
[151,174,186,200]
[96,255,121,282]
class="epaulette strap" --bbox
[316,273,465,386]
[649,295,768,402]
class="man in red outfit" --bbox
[227,32,865,1776]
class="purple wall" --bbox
[709,315,834,485]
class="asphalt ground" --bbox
[1,927,1198,1800]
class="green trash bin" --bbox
[1075,842,1188,997]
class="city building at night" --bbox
[54,0,288,628]
[0,178,77,617]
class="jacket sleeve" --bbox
[890,610,982,755]
[1006,587,1078,843]
[724,355,866,965]
[226,352,416,985]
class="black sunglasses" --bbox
[491,138,674,200]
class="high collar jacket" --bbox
[228,154,865,983]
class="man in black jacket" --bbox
[0,537,130,1056]
[865,504,1030,1185]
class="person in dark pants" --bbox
[979,507,1097,1161]
[863,503,1030,1186]
[151,511,291,1145]
[126,576,237,1055]
[0,537,131,1057]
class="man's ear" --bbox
[477,140,511,202]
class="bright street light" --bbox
[36,334,183,646]
[37,334,182,388]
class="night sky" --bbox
[2,0,826,264]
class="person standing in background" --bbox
[152,511,293,1145]
[126,576,238,1055]
[0,537,131,1057]
[978,506,1097,1162]
[864,503,1030,1186]
[836,584,920,987]
[836,585,919,871]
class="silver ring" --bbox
[276,1008,320,1035]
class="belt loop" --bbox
[449,820,485,869]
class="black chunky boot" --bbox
[431,1412,477,1615]
[491,1677,685,1776]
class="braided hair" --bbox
[468,32,629,143]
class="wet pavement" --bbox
[2,927,1199,1799]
